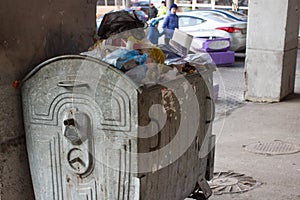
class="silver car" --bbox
[155,11,247,51]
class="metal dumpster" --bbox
[21,55,215,200]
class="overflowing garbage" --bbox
[83,9,217,89]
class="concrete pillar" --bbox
[166,0,174,10]
[244,0,300,102]
[0,0,96,199]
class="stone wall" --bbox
[0,0,96,199]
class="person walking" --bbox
[148,3,158,19]
[162,3,179,45]
[147,19,163,45]
[157,1,167,17]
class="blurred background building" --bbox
[96,0,248,17]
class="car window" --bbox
[201,13,235,23]
[107,0,114,5]
[179,16,204,27]
[228,10,247,17]
[227,10,248,19]
[132,1,149,6]
[140,2,149,6]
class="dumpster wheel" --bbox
[188,180,211,200]
[188,186,207,200]
[188,192,206,200]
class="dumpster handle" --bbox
[206,96,215,124]
[149,131,161,152]
[58,81,88,88]
[148,118,162,152]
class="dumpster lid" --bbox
[21,55,143,93]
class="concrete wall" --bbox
[244,0,300,102]
[0,0,96,199]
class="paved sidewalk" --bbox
[208,51,300,200]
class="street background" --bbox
[206,51,300,200]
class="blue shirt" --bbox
[162,13,179,39]
[148,26,163,44]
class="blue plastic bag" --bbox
[102,49,147,70]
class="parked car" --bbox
[130,0,161,15]
[196,9,248,22]
[153,11,247,51]
[133,9,149,21]
[131,1,150,14]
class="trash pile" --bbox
[82,10,216,88]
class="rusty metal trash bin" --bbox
[21,55,215,200]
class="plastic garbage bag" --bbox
[184,53,216,72]
[102,49,147,71]
[142,63,160,85]
[97,10,146,40]
[125,64,147,85]
[159,67,178,83]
